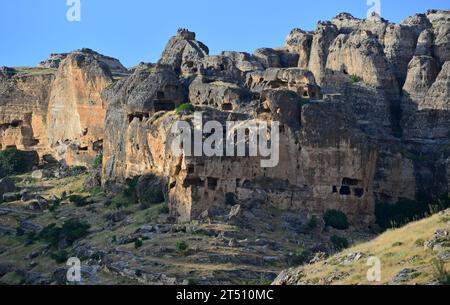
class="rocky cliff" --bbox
[1,11,450,229]
[0,49,123,166]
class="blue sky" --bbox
[0,0,448,68]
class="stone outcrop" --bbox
[285,29,313,68]
[2,11,450,229]
[308,22,338,85]
[0,49,125,166]
[39,48,128,73]
[46,51,114,165]
[158,29,209,76]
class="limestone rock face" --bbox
[285,29,313,68]
[0,69,54,155]
[308,22,338,85]
[384,24,419,84]
[0,49,124,166]
[426,10,450,64]
[403,56,440,105]
[2,12,450,230]
[39,49,127,72]
[253,48,299,69]
[47,51,113,165]
[247,68,321,99]
[420,61,450,110]
[189,76,252,111]
[326,30,398,92]
[158,29,209,76]
[219,51,264,74]
[415,29,435,56]
[260,89,301,129]
[102,67,185,182]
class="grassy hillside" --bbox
[274,210,450,285]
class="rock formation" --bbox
[1,10,449,229]
[0,49,125,166]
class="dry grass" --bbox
[297,212,449,285]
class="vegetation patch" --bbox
[69,195,89,207]
[375,195,450,229]
[38,220,90,248]
[330,235,349,251]
[93,153,103,170]
[175,103,194,115]
[323,209,349,230]
[0,147,33,175]
[225,192,238,206]
[175,240,189,254]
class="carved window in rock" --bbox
[207,177,219,190]
[222,103,233,111]
[156,91,165,99]
[339,186,351,196]
[354,188,364,198]
[128,113,149,124]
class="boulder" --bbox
[0,177,16,201]
[285,29,313,68]
[158,29,209,75]
[308,21,339,85]
[2,192,21,203]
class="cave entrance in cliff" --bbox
[10,120,23,128]
[128,113,149,123]
[154,101,175,112]
[207,177,218,190]
[354,188,365,198]
[183,177,204,188]
[339,186,351,196]
[222,103,233,111]
[342,177,359,186]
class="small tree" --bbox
[176,240,189,253]
[175,103,194,115]
[0,147,31,175]
[93,153,103,170]
[323,209,349,230]
[330,235,349,251]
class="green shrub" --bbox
[225,193,238,206]
[24,232,36,246]
[432,258,450,285]
[0,147,31,175]
[323,209,349,230]
[16,227,25,236]
[141,189,165,206]
[375,196,450,229]
[38,220,90,248]
[89,186,103,197]
[49,199,61,213]
[176,240,189,253]
[291,248,311,266]
[70,166,87,175]
[93,153,103,170]
[330,235,349,251]
[175,103,194,114]
[124,176,139,199]
[69,195,89,207]
[134,238,143,249]
[50,250,69,263]
[111,193,134,209]
[415,239,425,247]
[307,216,318,230]
[350,74,360,83]
[160,204,170,214]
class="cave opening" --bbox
[339,186,351,195]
